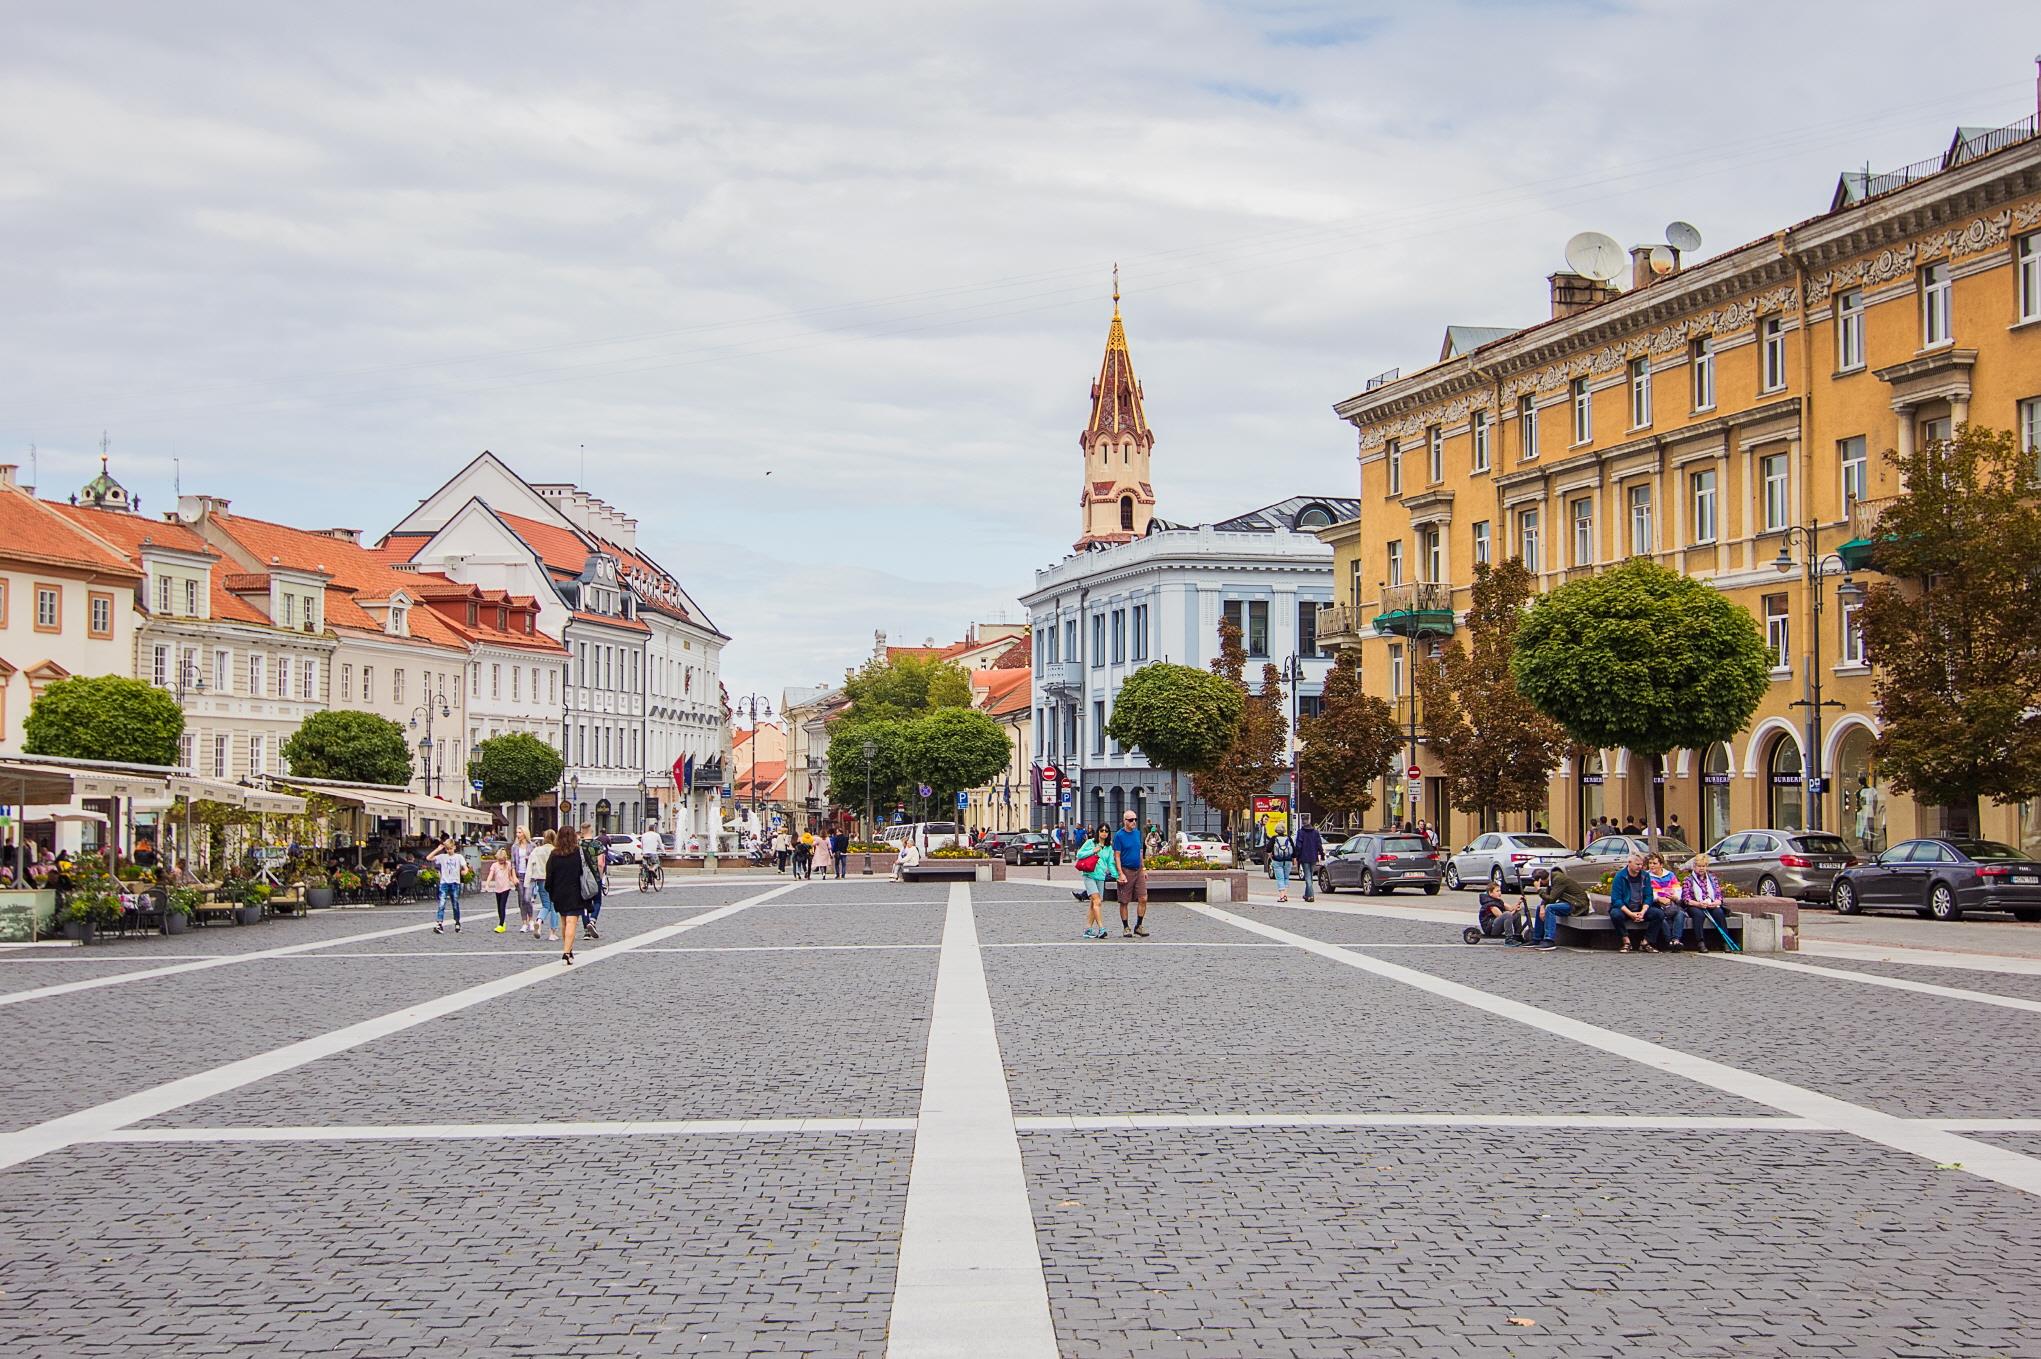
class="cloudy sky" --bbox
[4,1,2035,703]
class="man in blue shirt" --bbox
[1293,816,1325,901]
[1111,811,1149,938]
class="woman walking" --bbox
[484,849,516,933]
[577,822,606,941]
[544,826,591,964]
[1075,822,1115,939]
[1268,825,1296,902]
[511,827,534,933]
[528,829,559,943]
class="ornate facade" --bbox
[1074,276,1157,550]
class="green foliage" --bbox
[1859,423,2041,808]
[166,886,202,917]
[470,732,566,805]
[1298,648,1402,822]
[826,717,911,809]
[1512,559,1770,758]
[282,710,413,786]
[842,651,972,721]
[418,867,440,888]
[1415,560,1568,827]
[1194,619,1290,833]
[61,855,125,929]
[1106,663,1243,778]
[827,706,1010,815]
[23,675,183,766]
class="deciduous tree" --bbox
[1194,618,1288,846]
[1413,560,1567,832]
[1297,649,1401,824]
[23,674,183,767]
[841,651,972,721]
[1859,423,2041,820]
[281,710,413,786]
[469,732,566,808]
[1106,662,1243,841]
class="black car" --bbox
[1831,838,2041,922]
[993,832,1061,866]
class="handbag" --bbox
[1074,851,1100,873]
[578,844,600,899]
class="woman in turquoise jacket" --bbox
[1074,822,1118,939]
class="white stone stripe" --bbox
[1732,953,2041,1014]
[92,1117,918,1143]
[888,883,1056,1359]
[0,882,804,1173]
[242,944,943,958]
[979,940,1286,950]
[0,918,438,1008]
[1193,902,2041,1200]
[1015,1113,1828,1132]
[1930,1118,2041,1132]
[1799,939,2041,976]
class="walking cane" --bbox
[1709,913,1742,952]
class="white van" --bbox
[882,821,965,853]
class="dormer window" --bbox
[280,593,296,628]
[390,604,408,636]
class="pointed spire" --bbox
[1086,271,1149,443]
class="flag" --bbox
[673,754,690,793]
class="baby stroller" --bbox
[1461,889,1534,946]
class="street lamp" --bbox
[174,657,207,868]
[407,683,453,799]
[566,775,580,831]
[1277,651,1307,835]
[1771,533,1862,832]
[861,737,878,876]
[734,694,772,846]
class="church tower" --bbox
[1075,270,1155,551]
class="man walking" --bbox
[829,827,849,879]
[1111,810,1149,938]
[1294,815,1325,902]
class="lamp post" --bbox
[174,657,207,869]
[1278,651,1306,835]
[1771,532,1862,833]
[861,737,876,876]
[566,775,580,832]
[733,694,772,846]
[407,682,453,800]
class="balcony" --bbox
[1372,582,1456,639]
[1042,659,1083,696]
[1314,603,1366,650]
[1837,495,1901,571]
[1391,695,1422,730]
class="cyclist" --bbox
[636,821,665,893]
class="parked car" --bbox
[1259,829,1351,876]
[1704,829,1855,901]
[1830,838,2041,921]
[993,831,1061,866]
[599,834,640,865]
[1444,831,1572,892]
[1319,832,1442,895]
[882,822,965,853]
[976,831,1024,859]
[1174,835,1234,867]
[1557,834,1697,879]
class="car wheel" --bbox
[1832,881,1861,915]
[1444,864,1463,891]
[1318,869,1335,895]
[2013,908,2041,923]
[1423,883,1441,896]
[1757,875,1781,899]
[1358,869,1375,895]
[1928,882,1962,922]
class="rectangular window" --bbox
[362,666,374,704]
[1246,599,1269,657]
[575,642,587,686]
[214,649,231,693]
[512,666,522,702]
[1044,625,1058,664]
[34,583,59,632]
[1063,619,1076,661]
[2019,397,2041,462]
[1840,602,1865,666]
[1690,469,1718,544]
[213,734,229,779]
[1090,614,1104,666]
[157,576,171,614]
[1836,290,1865,370]
[491,664,502,699]
[0,579,7,626]
[1471,410,1490,472]
[1629,358,1652,427]
[1110,609,1126,664]
[1518,396,1540,459]
[1131,604,1148,660]
[1570,497,1594,567]
[1763,593,1791,670]
[280,593,295,628]
[1388,643,1405,699]
[1092,700,1106,754]
[302,659,316,699]
[1427,425,1443,483]
[2020,233,2041,324]
[1761,452,1790,531]
[152,644,169,687]
[277,657,292,697]
[1692,337,1716,410]
[179,732,194,770]
[1472,520,1491,566]
[88,591,113,639]
[1385,541,1404,587]
[250,733,269,776]
[1760,317,1786,391]
[1922,415,1951,446]
[1628,483,1653,556]
[1922,261,1952,346]
[184,579,198,616]
[1421,525,1443,582]
[249,654,264,697]
[1386,438,1402,495]
[1296,600,1318,658]
[394,668,406,704]
[1571,378,1592,444]
[1517,507,1541,574]
[1840,436,1868,510]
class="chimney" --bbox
[1630,244,1684,290]
[322,527,363,544]
[1549,272,1620,320]
[178,493,229,524]
[0,464,14,488]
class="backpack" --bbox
[1270,836,1293,862]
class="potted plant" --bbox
[302,868,335,910]
[164,886,199,935]
[332,868,363,903]
[418,866,441,891]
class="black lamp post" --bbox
[408,682,453,799]
[1771,533,1863,833]
[862,737,876,876]
[734,694,772,845]
[174,657,207,867]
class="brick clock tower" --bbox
[1074,269,1155,550]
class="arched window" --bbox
[1767,736,1804,831]
[1295,504,1333,530]
[1120,495,1135,531]
[1702,742,1732,848]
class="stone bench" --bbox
[900,860,1008,883]
[1104,869,1249,904]
[1552,895,1788,952]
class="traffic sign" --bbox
[470,779,484,791]
[1406,765,1421,780]
[955,791,968,809]
[917,784,932,799]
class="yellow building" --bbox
[1323,112,2041,858]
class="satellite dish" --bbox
[1648,245,1676,276]
[1564,231,1625,283]
[1666,221,1703,253]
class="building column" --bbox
[1892,401,1917,491]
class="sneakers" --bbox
[585,923,601,941]
[453,924,461,933]
[1121,926,1133,938]
[434,923,444,934]
[494,924,507,934]
[1536,941,1558,951]
[1132,922,1149,937]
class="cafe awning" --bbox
[169,775,307,816]
[270,777,416,819]
[399,792,494,828]
[0,756,173,805]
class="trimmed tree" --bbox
[1859,422,2041,825]
[826,716,912,818]
[23,675,184,766]
[1297,648,1402,825]
[282,710,413,786]
[1413,559,1567,833]
[900,707,1014,814]
[841,651,972,721]
[469,732,566,810]
[1512,558,1770,837]
[1106,662,1244,842]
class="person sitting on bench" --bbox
[1607,851,1669,953]
[1527,865,1589,952]
[1681,853,1730,953]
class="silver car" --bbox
[1557,834,1696,878]
[1444,831,1573,892]
[1704,829,1855,901]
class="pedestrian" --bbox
[1681,853,1728,953]
[528,829,559,942]
[1111,809,1149,938]
[1527,864,1590,951]
[431,839,465,934]
[1294,815,1325,902]
[1607,851,1667,953]
[1268,824,1296,902]
[578,822,606,941]
[511,827,534,932]
[1667,813,1685,843]
[830,828,849,879]
[484,849,516,933]
[544,825,591,964]
[772,827,791,873]
[795,828,814,879]
[1073,822,1114,938]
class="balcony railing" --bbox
[1391,695,1421,730]
[1315,603,1365,647]
[1839,494,1901,571]
[1832,114,2039,209]
[1042,659,1083,693]
[1373,582,1456,639]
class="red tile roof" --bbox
[204,511,468,652]
[570,609,650,635]
[1,487,143,577]
[48,504,276,626]
[497,512,595,576]
[972,667,1031,717]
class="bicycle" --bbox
[637,858,664,894]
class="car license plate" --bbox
[1815,862,1842,870]
[2015,874,2039,885]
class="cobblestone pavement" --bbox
[3,876,2041,1356]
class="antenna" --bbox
[1665,221,1703,254]
[1648,245,1676,276]
[1564,231,1625,283]
[174,456,181,497]
[27,443,36,491]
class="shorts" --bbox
[1119,868,1148,904]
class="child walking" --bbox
[431,840,466,934]
[484,849,516,933]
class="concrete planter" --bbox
[305,887,336,909]
[163,911,188,935]
[1110,869,1249,902]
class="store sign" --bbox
[1580,774,1605,786]
[1702,773,1731,786]
[1768,773,1803,787]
